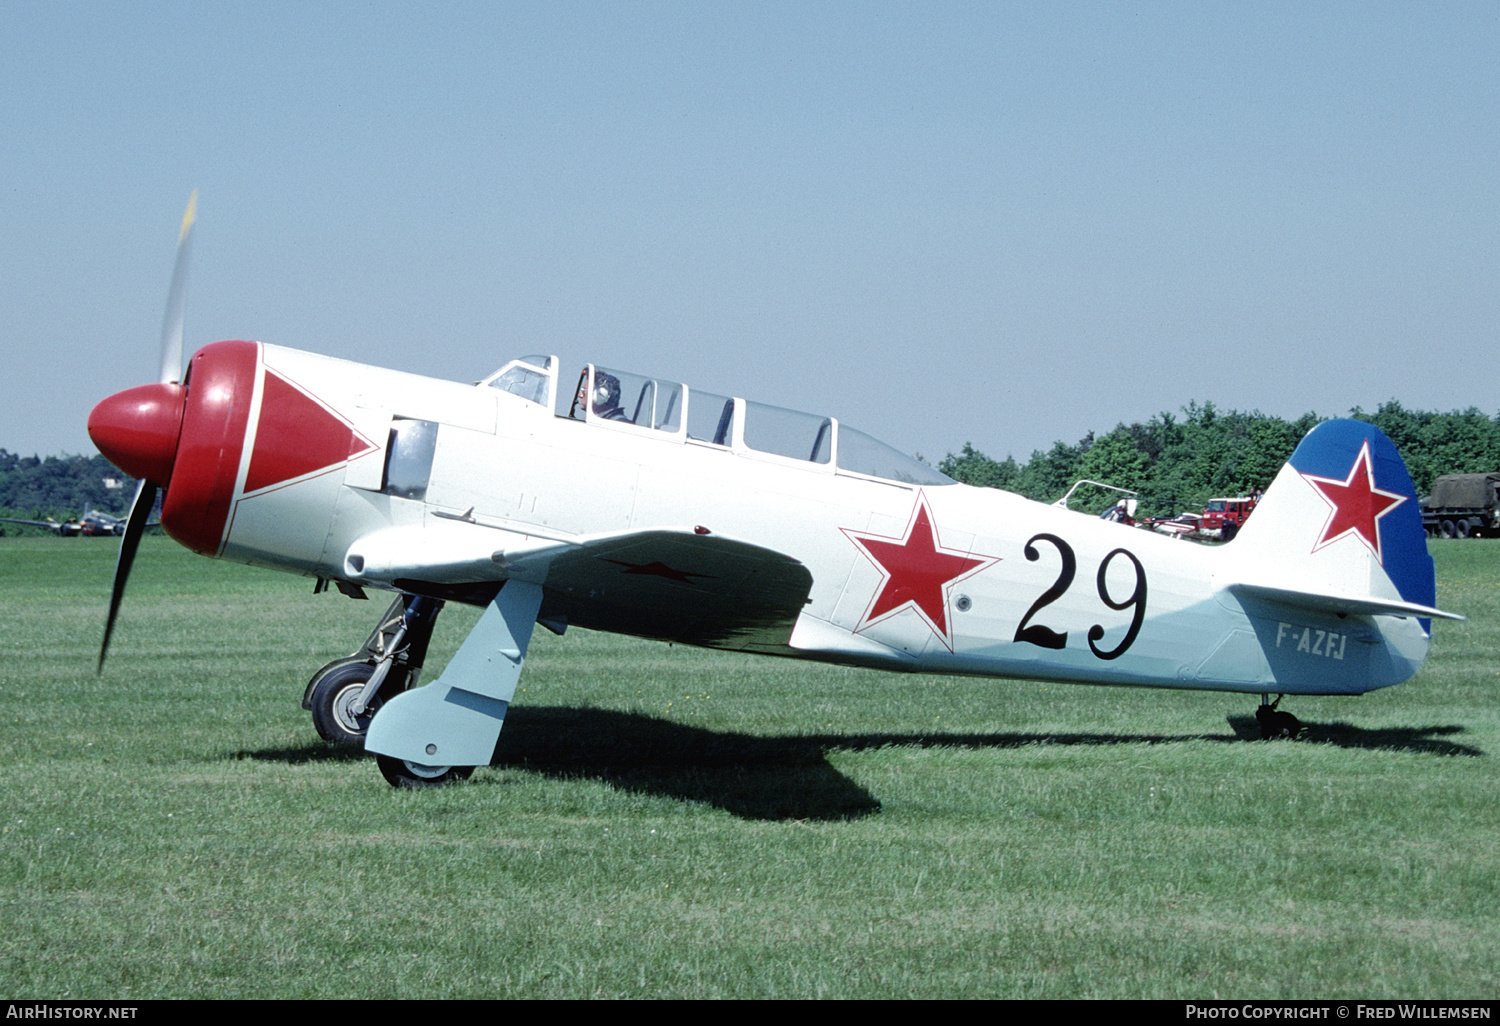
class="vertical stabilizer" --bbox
[1230,419,1436,618]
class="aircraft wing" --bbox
[0,517,66,534]
[345,522,813,651]
[530,530,814,650]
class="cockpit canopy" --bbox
[481,354,558,410]
[481,355,951,487]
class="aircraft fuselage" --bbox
[164,341,1428,698]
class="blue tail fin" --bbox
[1233,419,1438,619]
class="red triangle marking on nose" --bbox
[243,371,376,494]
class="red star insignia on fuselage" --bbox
[842,492,997,650]
[1300,440,1407,564]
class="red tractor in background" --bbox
[1198,495,1259,541]
[1142,494,1259,542]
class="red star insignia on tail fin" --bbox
[1300,440,1407,563]
[842,493,996,650]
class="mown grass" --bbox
[0,536,1495,998]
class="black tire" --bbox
[375,754,474,789]
[1254,702,1302,741]
[1256,706,1302,740]
[1440,519,1457,538]
[304,656,368,706]
[1455,519,1471,539]
[309,661,385,745]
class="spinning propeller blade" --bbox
[97,191,196,671]
[98,480,159,673]
[159,190,196,386]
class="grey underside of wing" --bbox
[534,531,814,651]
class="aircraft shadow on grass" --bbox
[243,706,1482,821]
[1224,715,1482,756]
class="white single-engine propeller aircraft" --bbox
[88,200,1462,787]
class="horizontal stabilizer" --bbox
[1229,582,1463,622]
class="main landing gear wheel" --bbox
[309,661,385,745]
[304,593,445,744]
[1256,694,1301,740]
[375,754,474,789]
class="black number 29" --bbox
[1013,535,1148,661]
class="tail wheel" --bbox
[375,755,474,789]
[1260,710,1301,740]
[1256,696,1302,740]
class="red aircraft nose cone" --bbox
[88,383,186,485]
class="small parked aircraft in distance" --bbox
[0,510,128,537]
[87,200,1462,787]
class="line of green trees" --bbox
[938,401,1500,518]
[0,450,135,529]
[6,399,1498,529]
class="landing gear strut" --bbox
[303,593,445,744]
[365,581,544,788]
[1256,694,1301,740]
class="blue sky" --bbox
[4,2,1497,469]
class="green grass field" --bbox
[1,536,1495,998]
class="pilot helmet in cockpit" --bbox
[591,371,622,415]
[572,369,626,421]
